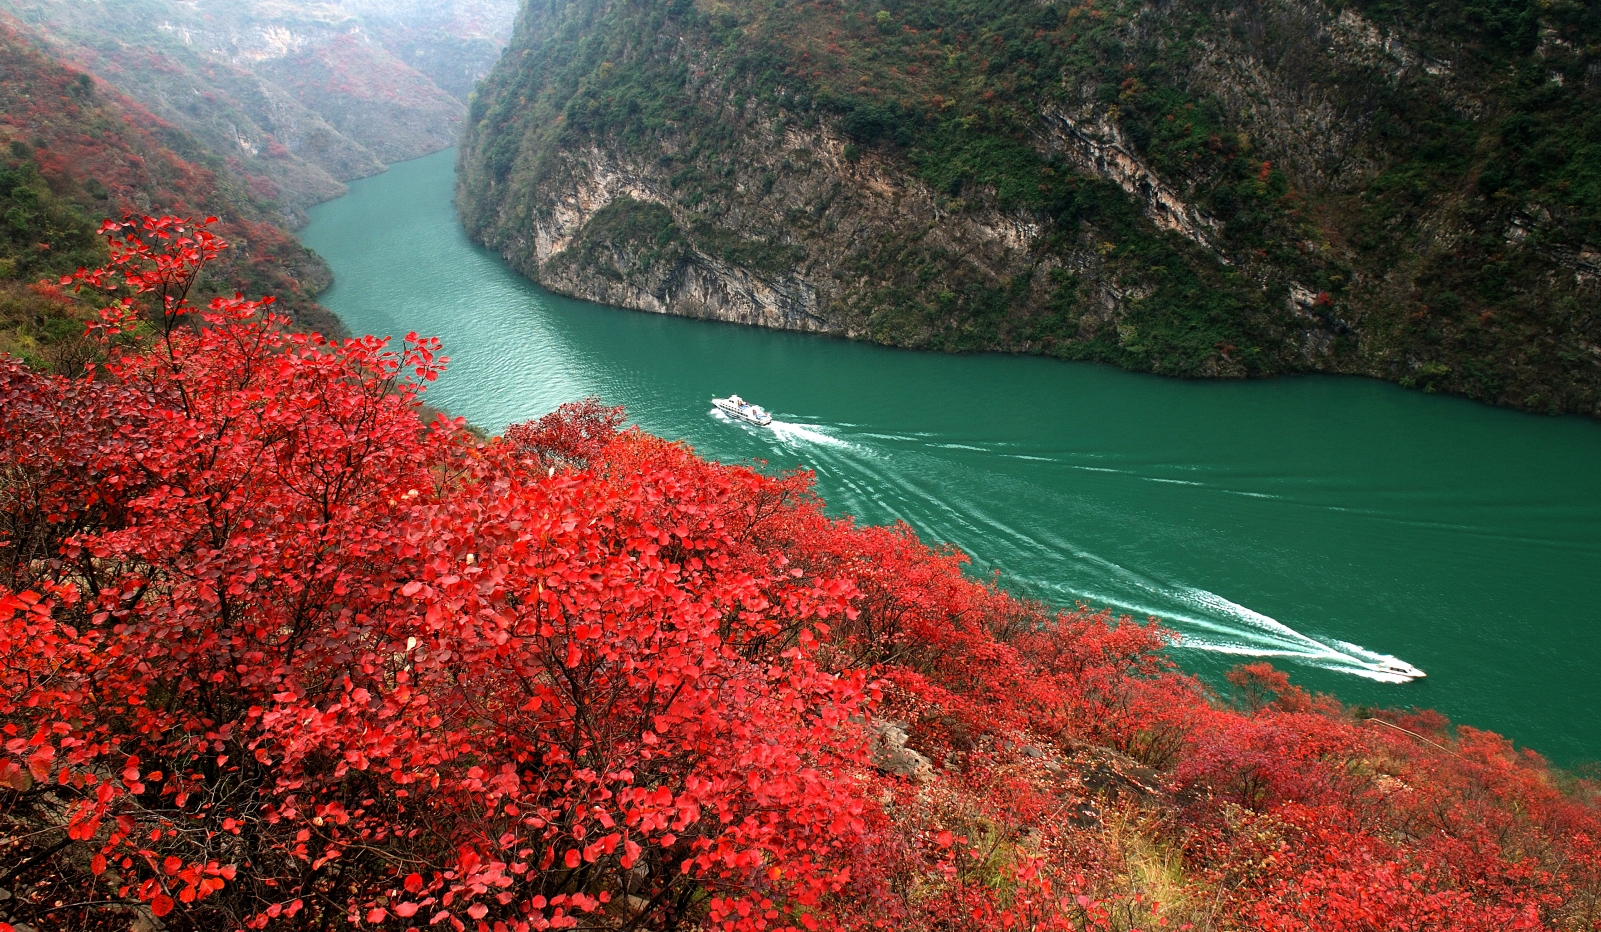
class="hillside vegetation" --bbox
[3,217,1601,931]
[1,0,519,219]
[0,16,338,370]
[460,0,1601,416]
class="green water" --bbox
[302,149,1601,764]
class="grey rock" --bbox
[869,720,936,784]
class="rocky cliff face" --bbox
[460,0,1601,416]
[475,123,1077,342]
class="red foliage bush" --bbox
[3,220,1600,932]
[503,397,626,468]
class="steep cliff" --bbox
[460,0,1601,416]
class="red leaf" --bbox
[0,761,32,792]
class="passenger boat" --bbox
[711,395,773,427]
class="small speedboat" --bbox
[712,395,773,427]
[1377,658,1427,680]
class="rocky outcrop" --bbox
[1039,106,1223,254]
[545,242,829,332]
[471,102,1093,343]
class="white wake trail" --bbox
[998,544,1426,684]
[767,419,855,449]
[1170,588,1424,682]
[710,408,1424,684]
[709,409,856,449]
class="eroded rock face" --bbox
[471,111,1070,345]
[869,720,936,785]
[545,245,829,332]
[457,1,1365,384]
[1039,106,1222,254]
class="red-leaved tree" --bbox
[1,217,883,931]
[3,217,1600,932]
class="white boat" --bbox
[1377,658,1427,680]
[711,395,773,427]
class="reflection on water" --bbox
[303,149,1601,763]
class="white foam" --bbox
[1011,555,1425,684]
[709,409,855,449]
[1170,588,1424,682]
[768,420,855,449]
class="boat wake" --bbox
[708,408,854,448]
[768,419,855,449]
[705,410,1425,684]
[1168,589,1425,683]
[944,515,1426,684]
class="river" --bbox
[302,149,1601,764]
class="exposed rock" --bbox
[869,720,936,784]
[1039,105,1222,253]
[621,862,650,894]
[475,119,1060,343]
[1072,747,1165,804]
[1024,744,1172,831]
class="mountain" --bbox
[459,0,1601,417]
[0,13,337,368]
[2,0,519,221]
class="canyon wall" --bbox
[460,0,1601,416]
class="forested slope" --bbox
[0,15,337,369]
[460,0,1601,417]
[1,0,519,220]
